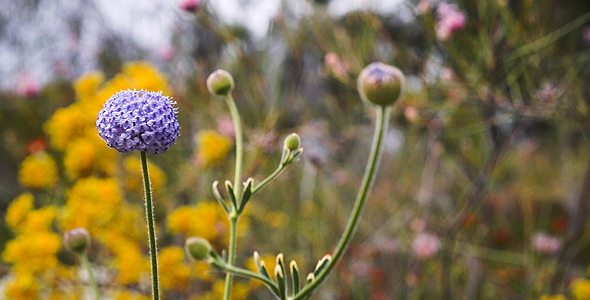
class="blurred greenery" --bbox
[3,0,590,299]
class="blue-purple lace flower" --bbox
[97,90,179,154]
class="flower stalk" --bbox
[141,151,160,300]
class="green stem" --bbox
[225,93,243,197]
[224,213,239,300]
[223,92,244,300]
[141,151,160,300]
[252,164,286,195]
[221,263,281,296]
[292,106,389,300]
[81,253,99,300]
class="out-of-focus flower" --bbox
[111,289,151,300]
[18,152,58,189]
[63,137,96,179]
[217,117,235,138]
[324,52,349,77]
[60,177,122,231]
[411,233,441,259]
[44,104,87,150]
[159,246,192,290]
[26,137,46,154]
[17,73,41,98]
[540,294,566,300]
[97,90,179,154]
[417,0,432,14]
[4,273,39,300]
[531,232,562,255]
[195,130,233,167]
[2,231,61,275]
[572,278,590,300]
[64,228,91,254]
[167,202,235,243]
[124,155,166,193]
[357,62,406,107]
[17,206,57,234]
[74,72,104,101]
[180,0,201,13]
[435,3,466,41]
[582,25,590,48]
[159,46,176,62]
[6,193,34,232]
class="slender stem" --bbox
[224,213,239,300]
[80,253,99,300]
[221,263,281,296]
[141,151,160,300]
[223,92,244,300]
[225,93,243,197]
[252,164,286,195]
[293,106,389,300]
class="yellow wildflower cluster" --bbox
[5,62,177,299]
[17,151,58,189]
[2,193,61,299]
[167,200,249,245]
[196,129,233,167]
[573,278,590,300]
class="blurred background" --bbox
[2,0,590,299]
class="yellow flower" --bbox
[63,137,96,179]
[111,289,150,300]
[101,235,149,285]
[196,130,233,167]
[167,202,229,243]
[573,278,590,300]
[60,177,122,231]
[124,155,166,194]
[44,104,87,150]
[4,273,39,300]
[18,151,58,189]
[540,295,566,300]
[3,231,61,275]
[158,246,191,291]
[74,71,104,101]
[6,193,34,232]
[18,206,57,234]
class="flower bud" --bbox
[207,70,235,96]
[180,0,201,13]
[357,62,405,107]
[284,133,301,151]
[64,228,91,254]
[185,237,213,261]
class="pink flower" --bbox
[531,232,562,255]
[435,3,466,41]
[412,233,441,260]
[17,74,41,98]
[216,117,235,139]
[180,0,200,13]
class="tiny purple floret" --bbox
[97,90,179,154]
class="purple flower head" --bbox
[97,90,179,154]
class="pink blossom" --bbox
[436,3,466,41]
[217,117,235,139]
[180,0,200,13]
[324,52,348,77]
[17,74,41,98]
[412,233,441,260]
[531,232,562,255]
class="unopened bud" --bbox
[284,133,301,151]
[185,237,213,261]
[64,228,91,254]
[357,62,405,107]
[207,70,235,96]
[180,0,201,13]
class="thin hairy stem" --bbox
[141,151,160,300]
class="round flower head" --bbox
[357,62,405,107]
[97,90,179,154]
